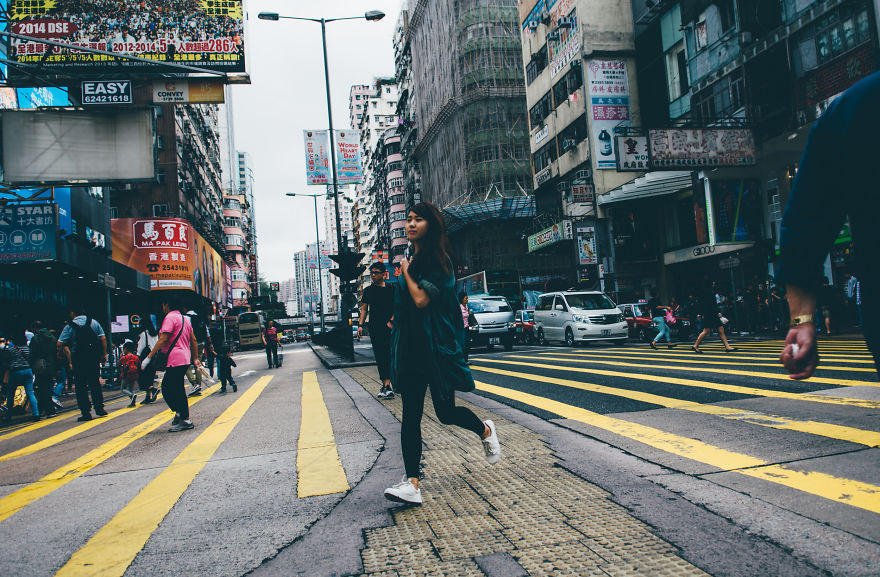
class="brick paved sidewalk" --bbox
[345,366,709,577]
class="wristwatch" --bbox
[790,314,815,327]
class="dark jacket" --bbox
[216,356,236,378]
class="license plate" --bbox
[489,337,501,345]
[601,329,611,336]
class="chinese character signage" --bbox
[586,60,631,170]
[304,130,331,185]
[571,184,594,204]
[527,221,571,253]
[577,226,597,265]
[111,217,227,304]
[0,202,56,262]
[6,0,246,83]
[334,130,363,185]
[615,135,649,171]
[648,129,756,168]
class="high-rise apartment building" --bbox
[293,242,333,323]
[324,186,356,312]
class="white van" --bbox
[533,291,628,346]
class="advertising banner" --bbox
[111,217,226,303]
[570,183,594,205]
[334,130,363,184]
[527,221,571,253]
[586,60,631,170]
[304,130,331,185]
[81,80,132,105]
[648,129,756,168]
[152,79,225,103]
[548,3,578,78]
[6,0,246,82]
[615,135,649,171]
[577,226,597,265]
[307,243,333,269]
[0,202,56,262]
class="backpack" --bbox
[29,331,57,374]
[71,317,101,366]
[121,355,140,381]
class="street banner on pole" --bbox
[334,130,363,184]
[304,130,331,185]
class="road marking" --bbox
[523,354,880,388]
[0,394,137,440]
[471,365,880,446]
[0,384,220,524]
[543,349,878,364]
[533,351,878,373]
[472,359,880,409]
[56,376,272,577]
[474,381,880,515]
[297,371,349,498]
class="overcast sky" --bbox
[230,0,400,282]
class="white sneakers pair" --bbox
[384,420,501,505]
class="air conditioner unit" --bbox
[556,182,568,192]
[562,139,576,151]
[575,169,591,180]
[528,21,539,30]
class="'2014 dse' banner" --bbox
[111,217,227,304]
[6,0,245,81]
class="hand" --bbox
[779,323,819,380]
[399,257,410,276]
[141,357,151,371]
[193,358,202,369]
[387,321,393,329]
[357,326,363,338]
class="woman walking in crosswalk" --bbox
[383,202,501,505]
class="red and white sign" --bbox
[132,220,188,249]
[11,19,78,39]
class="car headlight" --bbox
[616,314,625,323]
[468,325,479,331]
[572,314,590,323]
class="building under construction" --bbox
[402,0,538,303]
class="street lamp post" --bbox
[261,9,384,356]
[286,192,326,335]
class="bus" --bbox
[237,312,263,349]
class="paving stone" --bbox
[361,541,438,574]
[601,552,711,576]
[582,532,677,565]
[429,514,502,538]
[502,519,587,549]
[365,521,436,548]
[395,559,485,577]
[431,530,514,561]
[512,541,608,577]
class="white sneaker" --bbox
[481,420,501,464]
[384,476,422,505]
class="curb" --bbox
[308,341,376,370]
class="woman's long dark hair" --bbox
[408,201,452,277]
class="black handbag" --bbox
[150,321,185,371]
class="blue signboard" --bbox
[0,202,57,262]
[0,188,71,234]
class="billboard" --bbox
[111,217,227,304]
[576,226,597,265]
[648,129,757,169]
[1,109,156,185]
[586,60,631,170]
[6,0,246,83]
[528,221,572,253]
[304,130,331,185]
[615,135,649,171]
[153,79,225,103]
[0,202,56,262]
[334,130,363,185]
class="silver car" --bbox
[467,295,516,351]
[533,291,628,346]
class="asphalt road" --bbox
[0,337,877,576]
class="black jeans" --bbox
[369,323,391,383]
[265,343,278,367]
[400,375,484,479]
[161,365,189,420]
[34,370,55,414]
[73,362,103,416]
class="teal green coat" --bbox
[390,264,475,396]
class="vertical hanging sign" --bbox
[334,130,363,184]
[303,130,331,185]
[586,60,631,170]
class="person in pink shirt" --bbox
[143,296,200,432]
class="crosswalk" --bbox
[469,339,880,517]
[0,369,350,576]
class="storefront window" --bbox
[612,207,656,262]
[711,180,763,243]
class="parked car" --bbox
[294,329,310,342]
[466,295,516,351]
[618,302,693,342]
[512,310,536,344]
[533,291,628,346]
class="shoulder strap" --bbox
[166,313,186,351]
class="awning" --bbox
[664,241,756,265]
[443,196,535,232]
[598,171,693,206]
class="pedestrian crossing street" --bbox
[0,369,350,576]
[468,339,880,517]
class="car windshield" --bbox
[564,294,617,311]
[468,300,511,313]
[632,304,644,316]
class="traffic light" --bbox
[329,250,366,282]
[269,282,280,292]
[316,303,323,315]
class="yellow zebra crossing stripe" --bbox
[297,371,350,498]
[56,376,272,577]
[472,358,880,409]
[522,354,880,388]
[471,364,880,446]
[0,384,220,524]
[474,381,880,515]
[540,349,878,364]
[0,394,136,442]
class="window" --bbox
[815,6,873,65]
[533,141,557,173]
[529,91,553,127]
[389,194,405,206]
[226,235,243,246]
[232,270,247,282]
[557,115,587,150]
[666,40,689,101]
[536,295,554,311]
[224,198,241,210]
[389,211,406,222]
[562,293,617,310]
[355,95,361,100]
[692,69,744,122]
[391,227,406,239]
[109,207,118,219]
[388,177,403,188]
[525,44,547,85]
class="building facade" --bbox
[293,242,333,324]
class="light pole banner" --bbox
[304,130,331,185]
[334,130,363,184]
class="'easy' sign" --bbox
[81,81,133,105]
